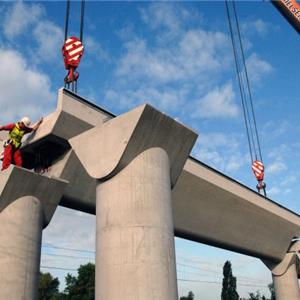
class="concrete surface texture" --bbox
[173,158,300,261]
[272,262,300,300]
[0,167,67,299]
[17,88,300,262]
[0,196,43,300]
[69,103,198,186]
[96,148,178,300]
[263,241,300,299]
[264,253,300,300]
[0,166,67,227]
[1,88,300,299]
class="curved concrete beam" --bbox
[69,104,197,186]
[0,166,67,227]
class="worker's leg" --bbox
[13,149,22,167]
[2,144,13,171]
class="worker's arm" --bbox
[0,124,15,131]
[31,118,43,132]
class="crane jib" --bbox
[272,0,300,34]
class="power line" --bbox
[42,244,95,254]
[40,266,270,289]
[41,266,77,272]
[177,263,269,284]
[178,278,268,288]
[42,252,94,260]
[40,250,269,285]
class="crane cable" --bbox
[225,0,267,197]
[62,0,85,93]
[232,3,263,163]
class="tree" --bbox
[268,283,276,300]
[38,272,60,300]
[180,291,195,300]
[64,263,95,300]
[221,261,239,300]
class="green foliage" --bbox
[64,263,95,300]
[248,291,263,300]
[268,283,276,300]
[39,263,95,300]
[180,291,195,300]
[221,261,239,300]
[38,272,60,300]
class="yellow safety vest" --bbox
[9,123,26,148]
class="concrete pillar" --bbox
[264,252,300,300]
[0,196,43,300]
[272,259,300,300]
[96,147,178,300]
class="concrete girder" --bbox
[10,88,300,264]
[172,158,300,262]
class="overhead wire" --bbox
[42,244,95,254]
[41,245,271,286]
[178,278,269,288]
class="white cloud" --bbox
[198,132,239,149]
[85,36,110,62]
[116,28,229,85]
[0,48,55,123]
[3,2,43,39]
[43,207,95,252]
[246,53,273,83]
[42,207,95,289]
[140,3,182,35]
[267,161,287,174]
[253,19,269,36]
[268,186,281,196]
[195,132,247,174]
[242,19,269,37]
[33,21,64,62]
[105,85,187,112]
[192,83,239,119]
[267,144,289,161]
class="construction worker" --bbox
[0,117,43,171]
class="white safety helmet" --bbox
[20,116,31,127]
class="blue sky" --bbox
[0,1,299,299]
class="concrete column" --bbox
[272,257,300,300]
[264,252,300,300]
[96,147,178,300]
[0,196,43,300]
